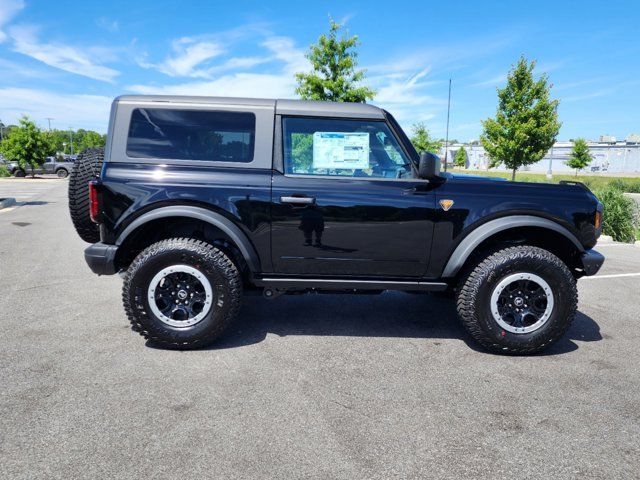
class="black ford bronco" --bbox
[69,95,604,354]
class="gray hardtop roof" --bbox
[115,95,386,119]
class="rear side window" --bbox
[126,108,255,162]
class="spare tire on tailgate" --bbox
[68,148,104,243]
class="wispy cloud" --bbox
[471,73,508,88]
[9,24,119,82]
[128,72,296,98]
[261,35,307,73]
[130,34,308,97]
[96,17,119,33]
[0,87,112,131]
[137,24,278,79]
[563,89,614,102]
[0,56,55,79]
[152,36,225,77]
[0,0,24,43]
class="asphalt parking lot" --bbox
[1,178,639,480]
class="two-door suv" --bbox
[69,95,604,354]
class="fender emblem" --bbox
[439,199,454,211]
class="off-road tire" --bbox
[122,238,242,349]
[456,246,577,355]
[68,148,103,243]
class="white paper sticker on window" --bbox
[312,132,369,169]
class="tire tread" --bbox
[122,237,242,349]
[456,246,578,355]
[68,148,103,243]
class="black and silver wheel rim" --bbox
[490,273,554,334]
[147,265,213,327]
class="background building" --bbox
[442,135,640,174]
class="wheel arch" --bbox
[114,206,261,274]
[442,215,584,278]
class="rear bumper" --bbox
[84,242,118,275]
[579,249,605,276]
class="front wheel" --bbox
[56,168,69,178]
[456,246,577,355]
[122,238,242,349]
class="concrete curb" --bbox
[0,197,16,210]
[598,235,614,243]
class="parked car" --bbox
[7,156,74,177]
[68,95,604,354]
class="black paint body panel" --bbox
[97,162,600,280]
[99,162,273,271]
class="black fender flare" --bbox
[441,215,584,278]
[115,206,261,273]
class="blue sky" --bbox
[0,0,638,141]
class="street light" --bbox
[69,128,74,155]
[0,121,5,142]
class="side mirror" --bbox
[418,151,441,179]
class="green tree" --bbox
[0,116,49,177]
[77,130,106,151]
[291,133,314,173]
[410,123,442,153]
[481,56,561,181]
[454,146,467,168]
[566,138,592,176]
[43,128,106,155]
[295,19,375,103]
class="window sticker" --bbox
[312,132,369,169]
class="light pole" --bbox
[69,128,74,155]
[0,121,4,142]
[45,117,54,131]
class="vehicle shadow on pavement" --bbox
[204,292,602,355]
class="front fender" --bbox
[441,215,584,278]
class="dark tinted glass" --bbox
[127,108,255,162]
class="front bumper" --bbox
[579,249,605,276]
[84,242,118,275]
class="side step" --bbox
[254,278,448,292]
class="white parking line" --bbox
[583,272,640,280]
[596,243,637,247]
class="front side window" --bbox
[127,108,255,162]
[283,117,413,179]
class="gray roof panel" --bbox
[114,95,385,119]
[275,99,385,119]
[115,95,276,108]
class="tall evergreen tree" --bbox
[481,56,561,181]
[566,138,592,176]
[454,146,467,168]
[410,123,442,154]
[295,19,375,103]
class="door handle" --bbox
[280,195,316,205]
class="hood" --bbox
[442,172,508,182]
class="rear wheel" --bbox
[122,238,242,349]
[456,246,577,354]
[14,169,25,177]
[68,148,103,242]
